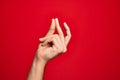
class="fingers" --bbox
[40,18,71,49]
[43,37,60,50]
[45,19,55,37]
[40,35,67,53]
[55,18,64,37]
[41,35,62,47]
[55,18,65,43]
[63,22,71,46]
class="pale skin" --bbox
[27,18,71,80]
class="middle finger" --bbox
[55,18,64,43]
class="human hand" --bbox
[36,18,71,63]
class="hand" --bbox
[27,18,71,80]
[36,18,71,63]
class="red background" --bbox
[0,0,120,80]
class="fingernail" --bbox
[64,22,67,24]
[55,18,58,20]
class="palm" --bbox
[38,44,57,61]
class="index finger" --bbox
[55,18,64,37]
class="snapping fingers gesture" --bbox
[36,18,71,62]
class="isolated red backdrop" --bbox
[0,0,120,80]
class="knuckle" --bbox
[54,34,58,37]
[63,47,67,53]
[59,34,64,37]
[58,47,63,53]
[69,34,72,38]
[57,46,67,53]
[50,26,54,30]
[52,37,56,40]
[61,46,67,53]
[54,34,59,39]
[61,47,64,51]
[59,33,63,36]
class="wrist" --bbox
[27,54,47,80]
[34,55,48,65]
